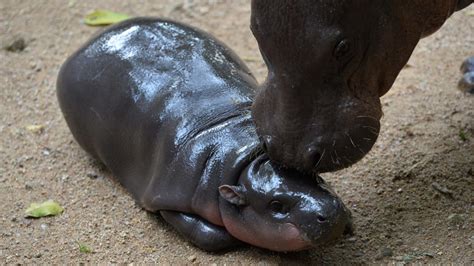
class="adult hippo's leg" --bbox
[159,211,242,252]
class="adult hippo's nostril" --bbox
[305,146,323,170]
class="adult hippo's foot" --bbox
[459,56,474,94]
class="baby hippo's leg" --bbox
[160,211,242,251]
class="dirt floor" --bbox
[1,0,473,264]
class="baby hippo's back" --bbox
[57,18,257,201]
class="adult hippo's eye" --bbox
[270,200,288,215]
[334,39,352,60]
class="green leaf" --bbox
[78,242,93,253]
[84,10,130,26]
[25,200,64,218]
[459,129,468,141]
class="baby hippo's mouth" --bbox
[277,223,314,252]
[296,217,354,249]
[284,212,354,252]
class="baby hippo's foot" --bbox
[160,211,242,252]
[459,56,474,94]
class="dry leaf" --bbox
[26,124,45,134]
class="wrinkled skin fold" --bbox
[57,18,352,252]
[250,0,473,173]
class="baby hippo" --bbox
[57,18,352,252]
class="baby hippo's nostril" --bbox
[316,214,328,223]
[261,135,273,153]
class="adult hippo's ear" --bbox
[219,185,248,206]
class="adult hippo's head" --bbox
[219,155,352,252]
[250,0,471,173]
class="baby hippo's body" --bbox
[57,18,352,252]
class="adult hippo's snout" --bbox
[256,92,382,173]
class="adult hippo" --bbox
[250,0,473,173]
[56,18,352,252]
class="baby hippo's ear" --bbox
[219,185,248,206]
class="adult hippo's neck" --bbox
[249,0,471,173]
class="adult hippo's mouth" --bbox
[249,0,471,173]
[254,91,383,173]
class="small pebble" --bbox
[447,214,465,227]
[431,182,454,198]
[87,173,98,179]
[187,255,197,262]
[4,37,27,52]
[402,255,415,262]
[376,247,393,260]
[458,72,474,94]
[460,56,474,73]
[346,237,357,243]
[381,247,393,257]
[459,57,474,94]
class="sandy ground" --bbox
[1,0,473,264]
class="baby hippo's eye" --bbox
[270,200,288,215]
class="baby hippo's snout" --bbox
[295,193,353,246]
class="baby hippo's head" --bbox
[218,155,352,252]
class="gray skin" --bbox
[250,0,473,173]
[56,18,352,252]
